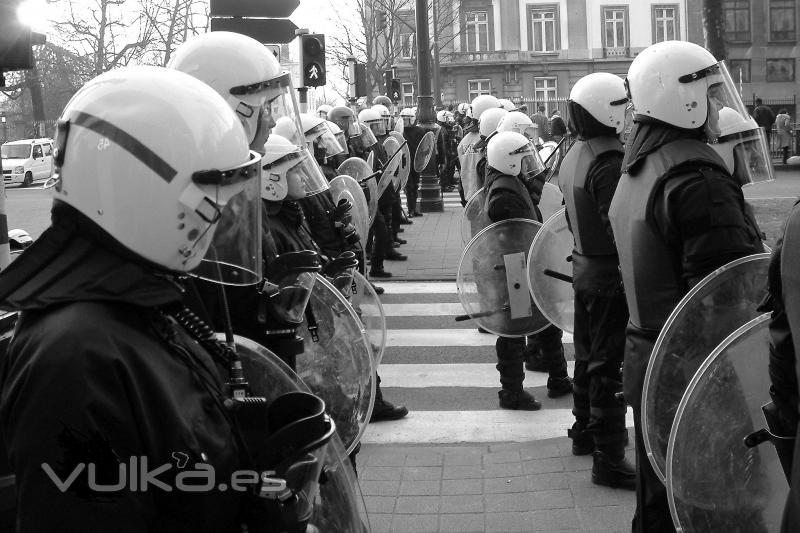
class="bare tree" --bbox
[140,0,209,66]
[328,0,462,103]
[54,0,155,77]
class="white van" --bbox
[1,138,54,187]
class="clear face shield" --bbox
[368,119,386,137]
[280,147,330,198]
[712,124,775,187]
[334,131,349,156]
[352,122,377,152]
[686,62,751,142]
[516,144,546,182]
[342,117,362,139]
[307,122,344,160]
[186,152,264,286]
[229,72,303,147]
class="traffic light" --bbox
[300,33,326,87]
[391,79,402,103]
[384,70,392,97]
[0,1,32,70]
[376,11,387,31]
[354,63,368,97]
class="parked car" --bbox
[0,138,54,187]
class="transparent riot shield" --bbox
[297,275,376,454]
[380,136,402,196]
[336,157,378,225]
[414,131,436,172]
[329,174,370,246]
[667,314,788,533]
[218,336,370,533]
[457,218,551,337]
[393,117,404,134]
[539,182,564,223]
[642,253,771,482]
[350,271,388,366]
[460,187,488,245]
[389,131,411,190]
[527,208,574,334]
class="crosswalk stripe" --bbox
[378,362,576,388]
[386,328,574,346]
[378,281,457,294]
[365,302,464,316]
[362,410,635,444]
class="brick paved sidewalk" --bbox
[368,193,464,281]
[358,438,636,533]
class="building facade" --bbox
[391,0,798,114]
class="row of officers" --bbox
[0,30,426,532]
[457,39,799,532]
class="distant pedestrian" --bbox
[532,105,550,141]
[549,109,567,140]
[752,98,776,147]
[776,108,793,164]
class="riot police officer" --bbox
[0,66,271,532]
[458,94,499,203]
[485,132,572,409]
[558,72,635,489]
[608,40,765,532]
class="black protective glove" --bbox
[524,170,546,205]
[330,198,353,228]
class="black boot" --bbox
[591,451,636,490]
[567,421,594,456]
[498,389,542,410]
[370,375,408,422]
[547,375,573,398]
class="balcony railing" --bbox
[443,50,521,64]
[603,46,629,58]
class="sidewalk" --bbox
[369,193,464,281]
[359,439,636,533]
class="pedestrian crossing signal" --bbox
[300,33,326,87]
[391,79,402,103]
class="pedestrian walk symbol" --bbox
[306,62,321,81]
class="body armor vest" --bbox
[458,131,482,200]
[609,139,727,330]
[559,136,623,256]
[484,173,536,225]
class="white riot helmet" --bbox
[457,102,472,117]
[479,108,508,138]
[262,134,330,201]
[400,107,416,126]
[169,31,302,147]
[710,107,775,186]
[273,116,301,144]
[626,40,750,136]
[471,94,501,121]
[52,66,262,285]
[316,104,333,119]
[497,111,538,139]
[498,98,516,111]
[358,107,386,137]
[487,131,545,179]
[436,110,448,123]
[372,104,391,130]
[299,113,344,159]
[569,72,628,134]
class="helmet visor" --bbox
[334,131,350,156]
[230,72,304,146]
[369,120,387,137]
[701,63,750,138]
[189,152,263,286]
[308,123,345,158]
[518,147,545,180]
[727,128,775,186]
[345,117,362,138]
[286,149,330,197]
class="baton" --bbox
[454,305,510,322]
[544,269,573,284]
[358,171,381,184]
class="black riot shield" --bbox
[642,253,771,482]
[457,218,550,337]
[667,314,788,533]
[527,208,574,333]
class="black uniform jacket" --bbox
[0,207,245,532]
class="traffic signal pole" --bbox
[414,0,443,212]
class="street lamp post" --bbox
[414,0,443,212]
